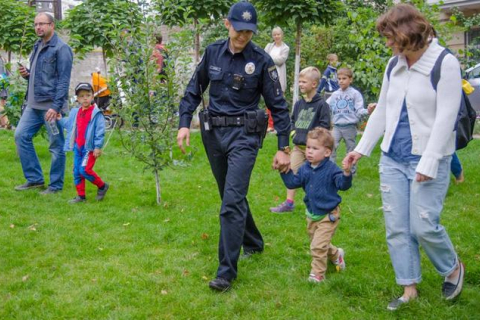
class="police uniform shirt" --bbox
[179,39,291,148]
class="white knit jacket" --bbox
[355,39,462,179]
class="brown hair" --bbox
[337,67,353,78]
[376,3,432,52]
[299,66,321,83]
[36,12,54,24]
[307,127,334,151]
[155,33,163,44]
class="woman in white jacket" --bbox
[265,27,289,132]
[343,4,464,310]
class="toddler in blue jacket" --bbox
[60,83,109,203]
[317,53,339,99]
[280,127,352,283]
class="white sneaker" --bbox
[308,273,325,283]
[333,248,346,271]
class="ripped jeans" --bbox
[379,154,458,286]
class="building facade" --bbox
[429,0,480,61]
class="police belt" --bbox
[210,115,245,127]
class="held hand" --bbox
[272,151,290,173]
[367,103,377,114]
[343,151,363,168]
[342,161,352,176]
[45,108,58,122]
[177,127,190,154]
[18,66,29,78]
[93,148,102,158]
[415,173,432,182]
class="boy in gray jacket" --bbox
[328,68,372,174]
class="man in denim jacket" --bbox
[15,12,73,194]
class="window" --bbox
[466,28,480,64]
[467,64,480,79]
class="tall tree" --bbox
[64,0,142,66]
[0,0,36,61]
[253,0,342,105]
[329,0,459,101]
[154,0,231,63]
[109,1,193,204]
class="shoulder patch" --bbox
[268,67,279,82]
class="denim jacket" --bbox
[60,105,106,152]
[26,33,73,112]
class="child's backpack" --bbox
[386,50,476,150]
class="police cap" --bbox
[227,1,258,34]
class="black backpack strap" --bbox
[430,49,450,90]
[386,56,399,81]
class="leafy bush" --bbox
[0,66,26,127]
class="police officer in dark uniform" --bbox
[177,1,291,292]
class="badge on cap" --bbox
[242,11,252,21]
[268,66,279,81]
[245,62,255,75]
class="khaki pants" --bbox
[290,145,306,174]
[0,100,8,128]
[306,207,341,277]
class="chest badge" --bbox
[245,62,255,75]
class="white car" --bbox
[465,63,480,116]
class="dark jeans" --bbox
[450,152,462,179]
[201,126,264,281]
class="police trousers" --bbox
[201,126,264,281]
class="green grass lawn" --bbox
[1,129,479,319]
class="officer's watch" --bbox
[279,146,291,155]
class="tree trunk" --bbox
[8,51,11,63]
[292,23,302,106]
[102,48,108,76]
[194,18,200,64]
[155,169,162,205]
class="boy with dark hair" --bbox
[279,127,352,283]
[60,83,108,203]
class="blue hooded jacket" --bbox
[60,105,105,152]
